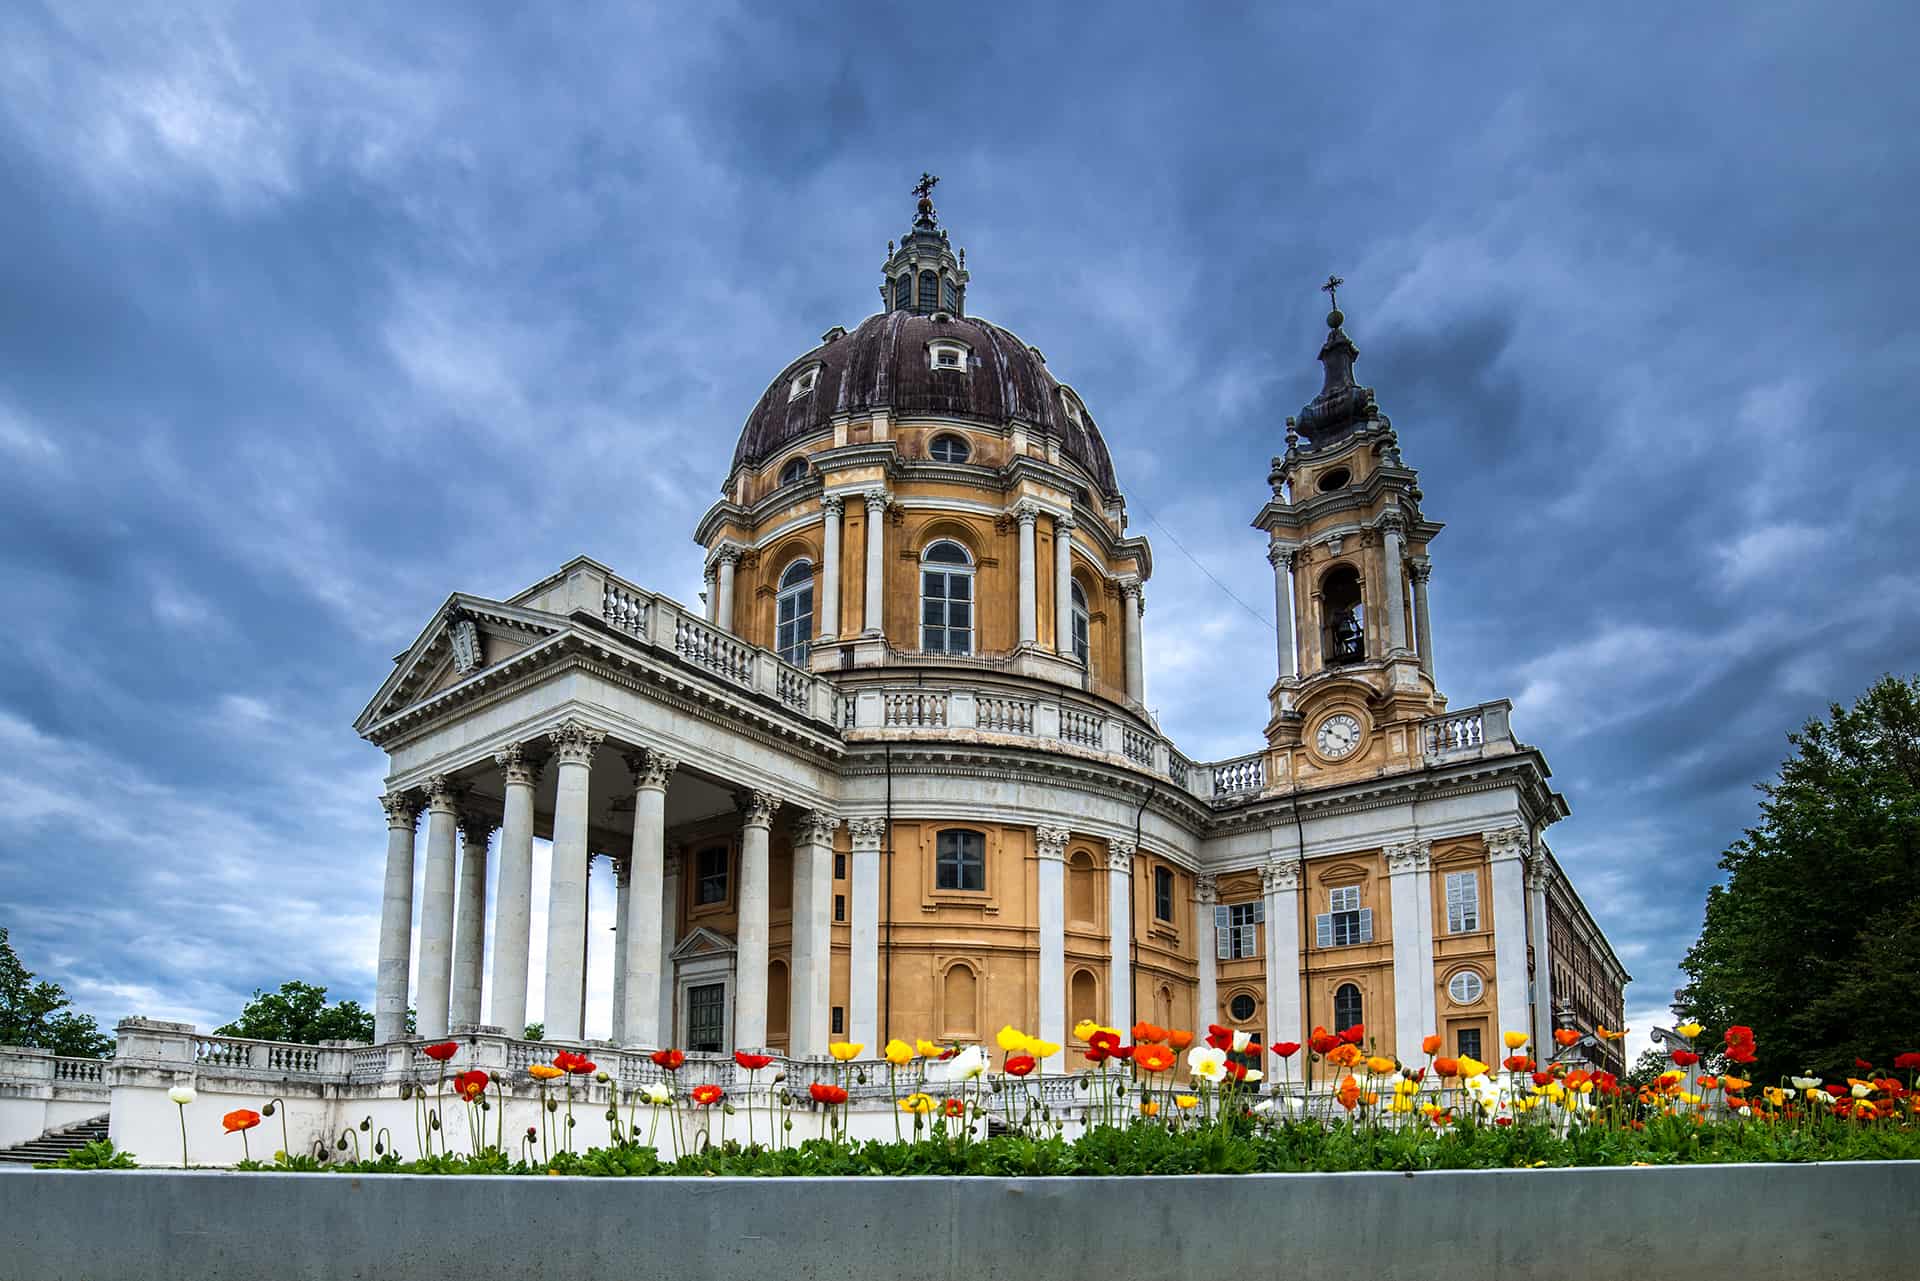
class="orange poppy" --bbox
[1421,1034,1443,1056]
[1434,1056,1461,1078]
[1166,1029,1194,1050]
[1133,1044,1176,1073]
[690,1084,724,1107]
[222,1109,261,1133]
[1554,1028,1582,1047]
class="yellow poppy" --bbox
[1174,1094,1199,1110]
[528,1064,564,1081]
[1073,1019,1101,1041]
[915,1039,944,1058]
[1675,1022,1703,1039]
[1457,1055,1489,1079]
[829,1042,864,1062]
[1365,1055,1396,1075]
[1502,1031,1529,1050]
[897,1092,935,1114]
[995,1025,1029,1053]
[1024,1038,1062,1060]
[1138,1100,1160,1117]
[884,1039,915,1066]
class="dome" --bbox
[730,309,1121,497]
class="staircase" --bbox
[0,1114,110,1165]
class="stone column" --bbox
[621,749,676,1048]
[733,789,780,1051]
[659,847,681,1046]
[1413,843,1438,1038]
[489,743,540,1035]
[375,791,421,1044]
[1053,514,1077,659]
[1263,858,1302,1046]
[1485,827,1531,1044]
[790,810,839,1057]
[417,775,464,1041]
[1528,852,1555,1049]
[847,817,886,1047]
[861,488,888,636]
[1107,841,1134,1029]
[1035,826,1069,1052]
[541,720,603,1042]
[1194,874,1219,1032]
[1269,543,1298,681]
[1380,512,1409,654]
[715,548,739,635]
[1015,501,1039,647]
[702,567,717,623]
[451,815,494,1029]
[819,494,844,640]
[1411,557,1434,680]
[610,857,631,1044]
[1386,842,1435,1060]
[1122,581,1145,703]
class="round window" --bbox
[1228,993,1257,1022]
[1316,466,1351,492]
[1448,971,1484,1005]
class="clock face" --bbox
[1316,713,1363,760]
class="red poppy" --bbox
[222,1109,261,1133]
[690,1084,724,1106]
[1503,1055,1534,1073]
[1724,1025,1755,1047]
[1224,1060,1248,1082]
[422,1042,460,1062]
[552,1050,586,1074]
[1670,1050,1700,1067]
[808,1082,848,1105]
[1088,1029,1122,1060]
[453,1069,490,1101]
[651,1049,686,1071]
[1004,1053,1037,1077]
[1892,1052,1920,1071]
[1826,1083,1848,1098]
[1308,1027,1343,1055]
[733,1051,774,1071]
[1553,1027,1582,1047]
[1408,1067,1427,1083]
[1726,1044,1757,1064]
[1205,1024,1234,1051]
[1110,1044,1135,1062]
[1495,1116,1513,1127]
[1270,1041,1301,1059]
[1855,1058,1874,1070]
[943,1097,966,1117]
[570,1059,597,1077]
[1339,1024,1366,1045]
[1531,1071,1553,1088]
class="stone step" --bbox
[0,1114,112,1165]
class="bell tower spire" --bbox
[880,173,968,316]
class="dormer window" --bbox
[929,434,970,464]
[778,457,809,487]
[1060,392,1085,428]
[929,340,969,372]
[788,367,820,401]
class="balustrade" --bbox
[601,582,650,636]
[884,691,949,728]
[1212,753,1266,796]
[53,1057,104,1083]
[673,615,755,685]
[1059,706,1102,747]
[1121,726,1154,766]
[775,661,812,712]
[976,695,1036,734]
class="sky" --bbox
[1,2,1915,1068]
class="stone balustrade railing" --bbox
[1422,699,1513,762]
[1211,751,1267,797]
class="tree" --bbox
[215,981,379,1044]
[0,927,113,1058]
[1675,675,1920,1081]
[1623,1046,1669,1091]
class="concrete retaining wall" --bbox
[1,1161,1914,1281]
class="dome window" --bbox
[917,270,940,311]
[788,366,820,402]
[1070,579,1090,667]
[941,277,958,312]
[1316,467,1351,493]
[929,340,970,373]
[920,540,974,655]
[778,457,809,487]
[776,559,814,665]
[1060,392,1085,428]
[929,434,970,464]
[892,274,912,312]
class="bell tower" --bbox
[1252,280,1446,783]
[879,173,968,316]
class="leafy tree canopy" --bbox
[215,980,382,1044]
[1676,675,1920,1080]
[0,927,113,1058]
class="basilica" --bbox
[353,183,1628,1076]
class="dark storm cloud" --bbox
[1,0,1914,1058]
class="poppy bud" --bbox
[374,1140,384,1155]
[336,1136,348,1151]
[360,1118,371,1131]
[261,1101,276,1117]
[605,1109,617,1122]
[773,1072,786,1084]
[566,1116,575,1128]
[481,1100,491,1111]
[595,1071,610,1083]
[546,1098,558,1112]
[855,1071,867,1084]
[783,1119,793,1131]
[989,1080,1002,1093]
[429,1113,440,1131]
[722,1103,736,1115]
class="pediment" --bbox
[354,594,571,733]
[671,926,736,960]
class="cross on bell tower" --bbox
[882,173,966,315]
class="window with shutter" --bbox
[1445,871,1480,933]
[1219,902,1260,958]
[1320,886,1369,946]
[1215,905,1232,959]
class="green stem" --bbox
[177,1103,189,1169]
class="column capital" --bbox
[847,816,887,851]
[624,749,679,792]
[1054,511,1076,533]
[1409,556,1433,584]
[380,790,421,829]
[494,741,545,787]
[1267,541,1300,569]
[1012,500,1041,527]
[613,854,632,888]
[1384,840,1432,875]
[1106,840,1136,872]
[1035,825,1070,862]
[1377,508,1407,537]
[425,775,466,812]
[1526,849,1555,893]
[1195,873,1219,905]
[549,719,605,767]
[794,809,841,846]
[821,492,845,517]
[736,789,781,829]
[1261,856,1302,894]
[1121,577,1144,601]
[862,486,890,514]
[1483,826,1529,862]
[712,544,741,567]
[459,814,496,847]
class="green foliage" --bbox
[0,926,112,1058]
[523,1022,544,1041]
[41,1139,137,1170]
[1676,675,1920,1080]
[215,980,377,1045]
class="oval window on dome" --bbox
[929,434,970,464]
[1316,466,1351,493]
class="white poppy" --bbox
[641,1082,671,1105]
[949,1045,987,1080]
[167,1085,196,1106]
[1187,1046,1228,1082]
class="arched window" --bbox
[893,274,912,311]
[1070,969,1098,1030]
[929,433,970,463]
[1334,983,1363,1034]
[943,963,979,1038]
[919,540,973,655]
[1068,851,1099,926]
[935,828,985,891]
[776,560,814,664]
[1322,565,1365,665]
[1070,580,1090,666]
[779,457,808,487]
[918,270,939,310]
